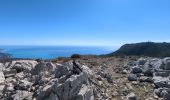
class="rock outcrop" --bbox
[126,57,170,100]
[1,57,170,100]
[0,60,98,100]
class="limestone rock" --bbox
[138,58,147,66]
[139,76,153,83]
[127,92,137,100]
[77,84,94,100]
[0,63,5,71]
[55,65,70,78]
[154,88,163,97]
[163,57,170,70]
[128,74,137,81]
[10,60,38,72]
[31,61,56,75]
[0,71,5,83]
[14,80,33,91]
[48,92,59,100]
[33,61,95,100]
[13,90,33,100]
[131,66,142,74]
[4,69,17,78]
[154,81,167,88]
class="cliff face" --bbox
[107,42,170,57]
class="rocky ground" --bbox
[0,56,170,100]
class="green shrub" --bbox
[71,54,81,59]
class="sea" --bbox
[0,46,115,59]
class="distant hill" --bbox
[106,42,170,57]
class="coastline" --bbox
[0,46,114,59]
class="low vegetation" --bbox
[71,54,82,59]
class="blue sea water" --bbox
[0,46,114,59]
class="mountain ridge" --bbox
[107,42,170,57]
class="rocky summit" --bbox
[0,59,104,100]
[1,56,170,100]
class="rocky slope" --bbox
[0,60,98,100]
[126,57,170,100]
[0,56,170,100]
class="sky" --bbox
[0,0,170,47]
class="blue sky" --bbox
[0,0,170,47]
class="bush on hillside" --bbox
[71,54,82,59]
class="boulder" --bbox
[122,69,128,74]
[142,59,161,76]
[105,74,113,83]
[153,59,164,70]
[155,88,170,100]
[6,83,14,92]
[0,71,5,95]
[154,88,163,97]
[154,81,167,88]
[127,92,137,100]
[128,61,137,66]
[138,58,147,66]
[38,77,51,86]
[53,71,93,100]
[135,73,143,77]
[36,79,57,100]
[0,71,5,83]
[154,71,170,77]
[139,76,153,83]
[31,61,56,75]
[81,65,93,76]
[36,84,53,100]
[163,57,170,70]
[131,66,142,74]
[0,63,5,71]
[4,69,17,78]
[97,71,106,78]
[143,68,154,77]
[128,74,137,81]
[15,72,24,79]
[97,71,113,83]
[112,91,119,97]
[48,92,59,100]
[66,73,88,99]
[3,78,16,97]
[77,84,94,100]
[14,80,33,91]
[162,89,170,100]
[0,85,5,96]
[11,60,38,72]
[55,65,70,78]
[13,90,33,100]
